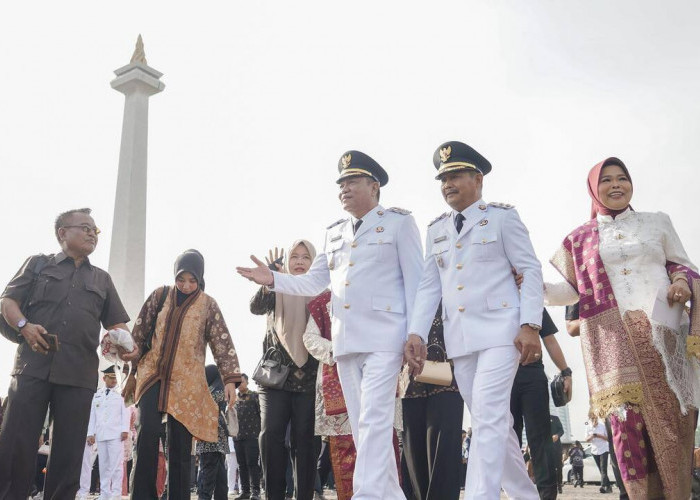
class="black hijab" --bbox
[205,364,224,392]
[174,249,205,290]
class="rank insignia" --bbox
[479,219,489,226]
[478,204,487,210]
[376,226,384,233]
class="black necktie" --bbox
[105,388,110,396]
[455,213,465,233]
[353,219,363,235]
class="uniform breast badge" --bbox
[479,219,488,226]
[376,226,384,233]
[437,256,444,268]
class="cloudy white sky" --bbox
[1,1,699,439]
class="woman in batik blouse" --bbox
[545,158,698,499]
[129,249,241,500]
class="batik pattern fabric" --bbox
[133,287,241,442]
[303,290,352,436]
[329,435,356,500]
[548,210,699,499]
[196,389,230,455]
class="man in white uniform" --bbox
[407,141,543,499]
[86,366,130,500]
[237,150,424,499]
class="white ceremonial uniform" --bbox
[77,441,97,499]
[226,437,240,494]
[409,199,543,500]
[87,387,130,500]
[272,204,423,500]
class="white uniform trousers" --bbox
[97,438,124,500]
[77,441,97,498]
[453,345,539,500]
[226,438,240,493]
[336,351,404,500]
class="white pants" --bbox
[77,442,97,498]
[97,438,124,500]
[336,351,403,500]
[453,345,538,500]
[226,441,240,493]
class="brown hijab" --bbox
[274,240,317,368]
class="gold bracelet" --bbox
[673,275,689,284]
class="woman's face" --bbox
[176,272,199,294]
[289,244,312,275]
[597,164,632,211]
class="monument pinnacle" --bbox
[130,34,147,65]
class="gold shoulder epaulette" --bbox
[428,212,449,227]
[326,218,348,229]
[488,202,515,209]
[387,207,411,215]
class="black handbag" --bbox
[252,346,290,390]
[0,255,50,344]
[550,374,570,407]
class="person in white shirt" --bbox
[86,366,130,500]
[586,418,612,493]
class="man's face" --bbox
[440,171,482,212]
[103,374,118,388]
[58,213,99,257]
[338,176,378,217]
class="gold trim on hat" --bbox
[341,154,352,169]
[439,146,452,163]
[339,168,374,178]
[435,162,480,178]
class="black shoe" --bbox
[236,493,251,499]
[250,493,261,500]
[558,485,563,494]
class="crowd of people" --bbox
[0,140,697,500]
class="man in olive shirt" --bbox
[0,208,134,499]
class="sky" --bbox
[1,1,699,439]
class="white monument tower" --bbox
[108,35,165,320]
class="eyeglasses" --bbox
[62,225,101,236]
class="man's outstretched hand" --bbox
[236,256,275,286]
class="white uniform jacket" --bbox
[87,387,130,442]
[272,205,423,357]
[409,199,543,358]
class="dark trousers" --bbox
[510,367,558,499]
[259,389,315,500]
[0,374,93,500]
[593,452,611,488]
[605,418,628,499]
[132,383,193,500]
[552,442,563,488]
[197,452,228,500]
[572,465,584,485]
[402,391,464,500]
[233,438,261,494]
[315,440,332,492]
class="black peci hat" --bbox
[433,141,492,179]
[336,150,389,187]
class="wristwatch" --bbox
[17,318,27,331]
[524,323,541,331]
[561,367,572,377]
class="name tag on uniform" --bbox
[433,235,447,243]
[330,235,342,242]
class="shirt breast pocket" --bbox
[471,231,498,261]
[366,235,394,261]
[81,283,106,314]
[28,268,64,307]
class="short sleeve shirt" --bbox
[1,253,129,390]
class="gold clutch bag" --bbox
[414,344,453,386]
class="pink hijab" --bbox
[587,157,633,219]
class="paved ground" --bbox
[86,483,616,499]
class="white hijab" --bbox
[274,239,317,368]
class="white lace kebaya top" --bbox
[546,208,696,310]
